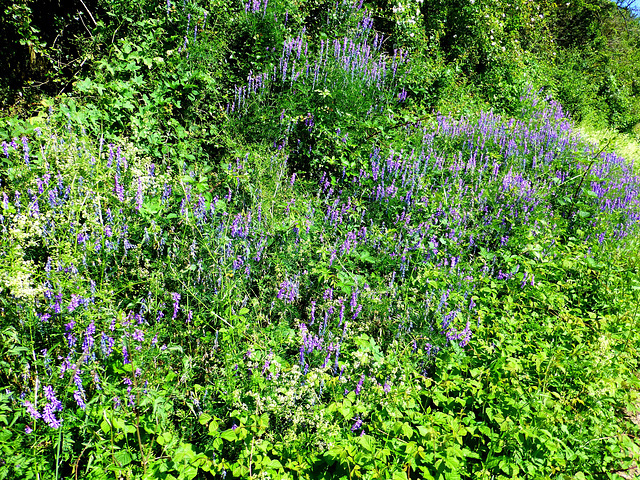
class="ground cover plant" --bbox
[1,0,640,479]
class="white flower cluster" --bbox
[392,0,424,40]
[0,214,45,300]
[0,262,43,300]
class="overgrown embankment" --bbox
[1,1,640,479]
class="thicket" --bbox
[1,0,640,479]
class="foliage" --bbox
[0,1,640,479]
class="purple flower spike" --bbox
[355,374,365,395]
[24,400,41,420]
[172,292,181,319]
[42,403,62,429]
[351,417,363,432]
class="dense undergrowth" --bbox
[1,1,640,479]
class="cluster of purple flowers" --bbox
[226,3,408,117]
[3,0,639,448]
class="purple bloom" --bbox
[132,329,144,342]
[24,400,41,420]
[22,136,29,165]
[83,321,95,352]
[114,174,125,202]
[351,417,363,432]
[42,403,62,429]
[68,294,82,313]
[43,385,62,412]
[73,389,86,410]
[172,293,181,319]
[135,178,143,210]
[458,322,472,347]
[355,374,365,395]
[276,276,300,304]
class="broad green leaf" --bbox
[208,420,219,434]
[198,413,212,425]
[114,451,132,467]
[100,419,111,434]
[220,429,237,441]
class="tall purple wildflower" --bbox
[172,293,181,319]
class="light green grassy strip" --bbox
[576,122,640,173]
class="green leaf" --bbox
[114,450,132,467]
[100,419,111,434]
[358,250,375,263]
[358,435,375,452]
[112,417,125,430]
[392,471,406,480]
[339,406,352,419]
[198,413,212,425]
[180,466,198,480]
[157,432,173,446]
[401,423,414,439]
[220,429,237,441]
[208,420,219,435]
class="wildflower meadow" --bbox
[1,0,640,478]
